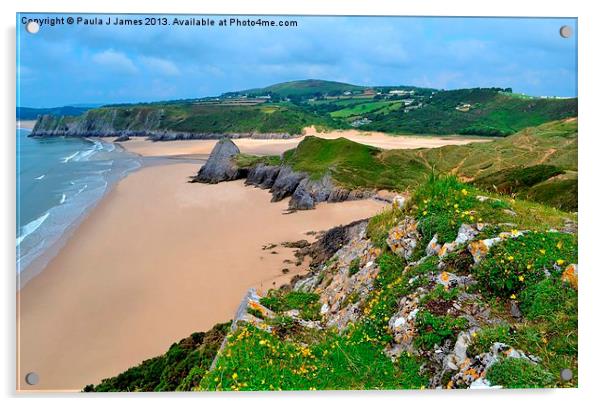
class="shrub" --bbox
[348,258,361,276]
[414,310,468,350]
[487,358,555,388]
[413,175,479,243]
[473,231,577,298]
[519,278,577,322]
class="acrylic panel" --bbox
[16,13,578,392]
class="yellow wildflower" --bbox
[232,373,238,380]
[527,264,532,270]
[510,294,516,300]
[454,203,459,209]
[461,189,468,196]
[539,249,546,255]
[508,256,514,261]
[518,275,525,282]
[557,259,565,266]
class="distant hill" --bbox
[17,106,91,120]
[223,79,366,100]
[30,80,578,138]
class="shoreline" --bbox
[17,162,388,391]
[17,138,148,289]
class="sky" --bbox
[16,14,577,108]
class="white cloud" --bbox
[91,49,138,74]
[140,56,180,76]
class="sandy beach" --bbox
[17,162,387,391]
[17,129,490,391]
[17,120,37,130]
[117,126,491,158]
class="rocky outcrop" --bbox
[387,217,421,259]
[266,166,307,202]
[245,164,281,189]
[289,219,370,272]
[244,165,374,210]
[187,140,374,209]
[114,135,130,142]
[192,138,246,184]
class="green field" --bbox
[330,101,402,118]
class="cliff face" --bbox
[30,108,297,140]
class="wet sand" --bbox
[17,163,387,391]
[117,126,491,157]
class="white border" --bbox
[2,1,601,405]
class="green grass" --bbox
[260,290,321,321]
[348,258,361,276]
[473,231,577,298]
[414,311,468,350]
[278,119,577,211]
[200,324,426,391]
[487,358,555,388]
[233,153,281,168]
[330,101,401,118]
[472,165,565,194]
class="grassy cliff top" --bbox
[282,118,577,210]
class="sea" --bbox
[16,129,142,285]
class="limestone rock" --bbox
[426,235,441,256]
[454,224,479,245]
[392,195,407,210]
[387,217,420,260]
[193,138,244,183]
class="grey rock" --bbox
[270,166,307,202]
[114,134,130,142]
[245,164,281,189]
[387,217,420,260]
[455,224,479,245]
[290,187,315,210]
[193,138,244,183]
[426,235,441,256]
[510,300,522,319]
